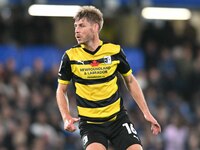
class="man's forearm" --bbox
[124,74,161,134]
[125,75,151,116]
[56,89,71,121]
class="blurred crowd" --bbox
[0,6,200,150]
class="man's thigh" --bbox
[86,142,107,150]
[127,144,143,150]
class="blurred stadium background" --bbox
[0,0,200,150]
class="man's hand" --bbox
[64,118,80,132]
[144,114,161,135]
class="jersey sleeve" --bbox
[58,52,72,84]
[117,48,132,76]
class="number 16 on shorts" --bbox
[122,123,140,140]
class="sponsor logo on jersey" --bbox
[90,60,100,67]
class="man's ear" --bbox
[94,23,99,32]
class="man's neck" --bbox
[83,37,101,52]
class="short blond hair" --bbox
[74,6,104,31]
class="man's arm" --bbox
[123,74,161,135]
[56,83,79,132]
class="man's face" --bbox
[74,18,97,44]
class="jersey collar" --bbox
[81,40,103,55]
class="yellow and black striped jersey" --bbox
[58,41,132,122]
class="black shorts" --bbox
[79,112,142,150]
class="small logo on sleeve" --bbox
[77,60,85,64]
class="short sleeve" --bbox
[58,53,72,84]
[116,48,132,76]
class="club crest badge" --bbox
[104,56,111,64]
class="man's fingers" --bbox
[64,123,76,132]
[73,118,80,122]
[68,126,76,132]
[64,118,80,132]
[151,123,161,135]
